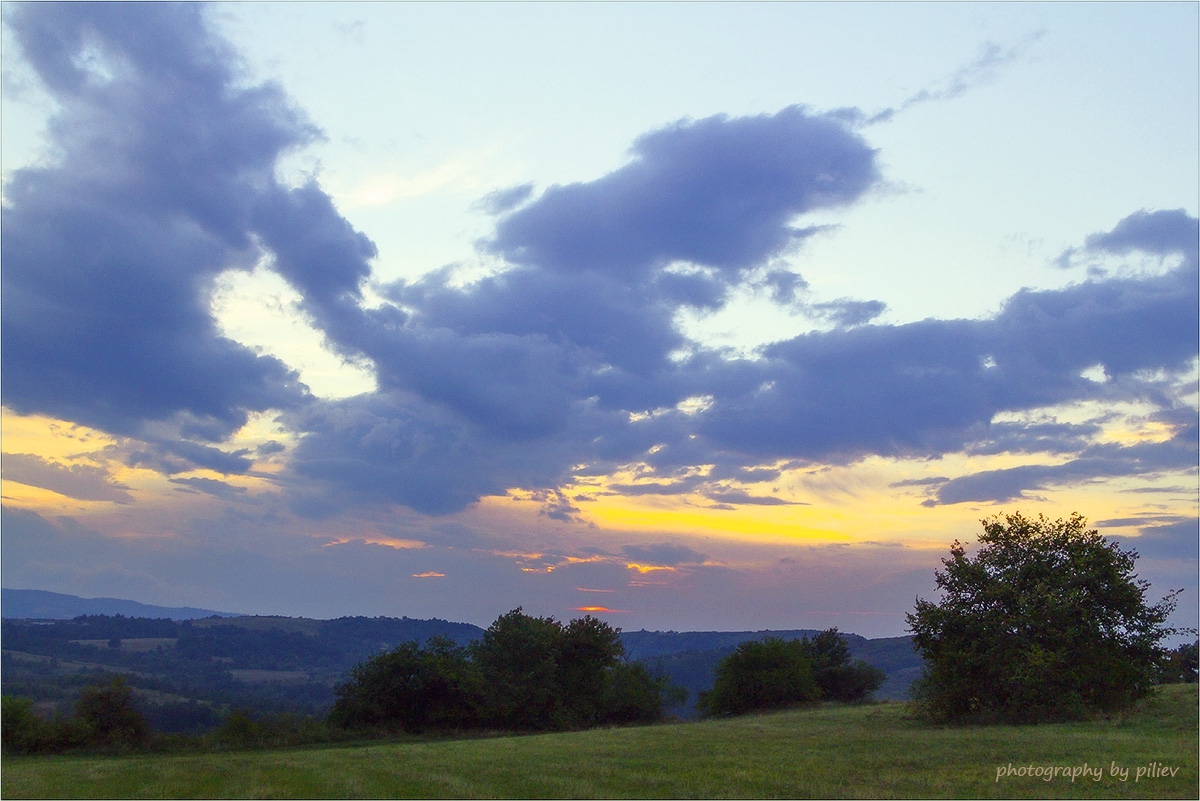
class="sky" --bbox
[1,1,1197,639]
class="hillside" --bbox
[4,684,1195,799]
[2,595,923,726]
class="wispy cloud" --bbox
[867,33,1045,125]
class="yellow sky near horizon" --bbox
[5,395,1191,567]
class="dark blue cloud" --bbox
[1108,518,1200,562]
[1057,208,1198,270]
[923,426,1198,506]
[281,391,600,516]
[1,2,382,475]
[298,216,1196,515]
[3,4,1194,522]
[489,106,879,277]
[168,476,249,501]
[697,234,1197,463]
[1,2,313,453]
[476,183,535,215]
[1082,208,1199,264]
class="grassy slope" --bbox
[4,684,1196,799]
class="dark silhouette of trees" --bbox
[330,608,680,733]
[697,629,885,718]
[472,608,567,730]
[800,628,886,702]
[907,512,1181,724]
[74,676,150,747]
[1162,641,1199,684]
[698,638,820,716]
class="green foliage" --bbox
[800,628,886,702]
[559,616,625,726]
[907,512,1180,724]
[330,609,679,734]
[3,676,151,754]
[697,629,884,717]
[1160,641,1199,684]
[697,637,820,717]
[1,696,60,755]
[472,608,567,730]
[73,676,150,748]
[329,639,482,733]
[603,661,687,724]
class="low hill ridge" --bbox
[2,588,240,621]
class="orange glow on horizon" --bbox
[625,563,676,574]
[322,535,426,550]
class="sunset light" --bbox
[1,2,1194,638]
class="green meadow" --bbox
[3,684,1195,799]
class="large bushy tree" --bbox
[907,512,1181,724]
[472,608,571,730]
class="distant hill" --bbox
[2,588,923,713]
[1,588,240,621]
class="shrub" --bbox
[801,628,885,703]
[2,696,51,754]
[74,676,150,748]
[698,637,820,717]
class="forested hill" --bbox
[3,608,922,729]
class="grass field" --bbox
[3,684,1195,799]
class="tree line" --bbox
[2,609,894,754]
[330,609,683,732]
[4,511,1194,754]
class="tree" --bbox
[907,512,1180,724]
[697,637,820,717]
[74,676,150,747]
[559,615,625,727]
[800,628,885,702]
[471,608,566,730]
[329,638,483,732]
[329,608,681,733]
[1161,640,1198,684]
[602,661,687,724]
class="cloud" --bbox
[168,476,249,501]
[922,427,1198,506]
[621,543,707,567]
[1056,208,1199,270]
[475,183,535,215]
[868,34,1045,124]
[2,5,1195,526]
[1113,518,1200,562]
[0,3,387,480]
[489,106,880,276]
[1,453,133,503]
[1,3,317,447]
[697,217,1198,464]
[703,488,806,507]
